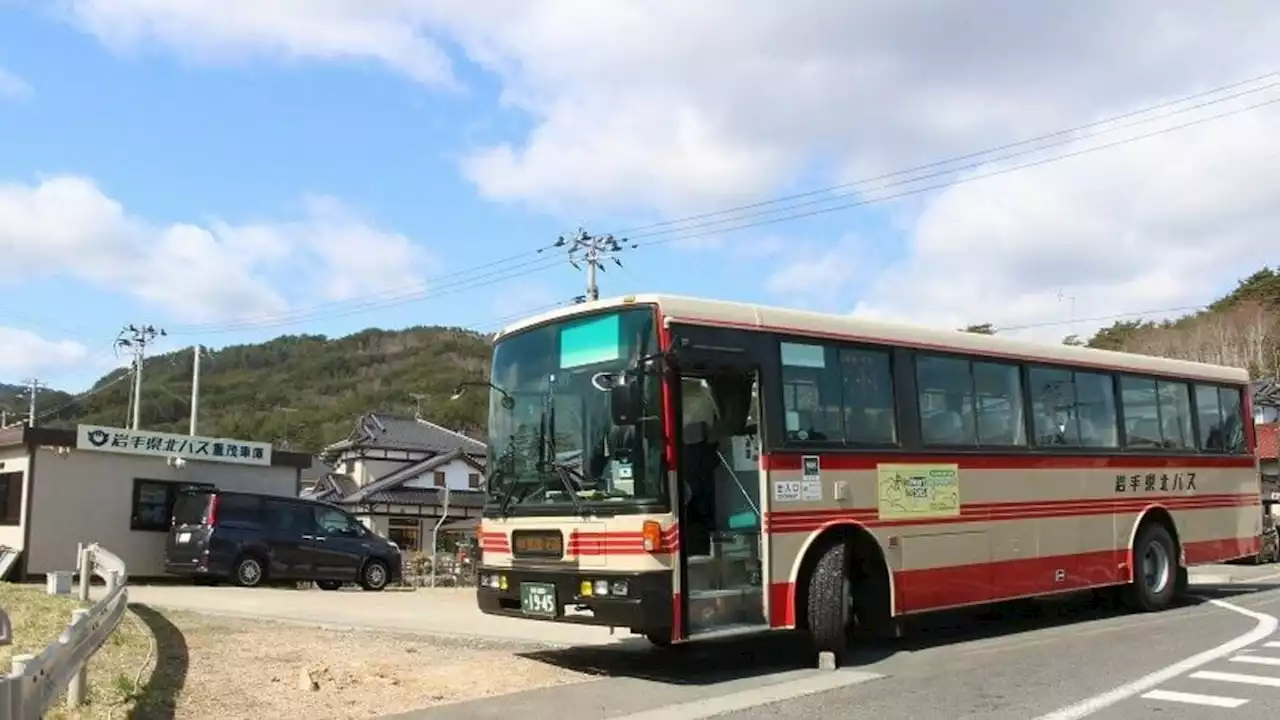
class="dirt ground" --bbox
[1,583,594,719]
[138,609,593,719]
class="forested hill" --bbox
[966,266,1280,378]
[37,327,495,453]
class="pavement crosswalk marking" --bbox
[1228,654,1280,666]
[1140,689,1249,708]
[1190,670,1280,687]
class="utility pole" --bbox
[19,378,45,426]
[189,344,202,435]
[409,393,428,420]
[539,228,636,301]
[278,407,298,449]
[116,324,165,431]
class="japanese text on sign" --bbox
[876,463,960,519]
[1114,472,1196,493]
[75,425,273,466]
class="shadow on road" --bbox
[129,603,190,719]
[518,584,1278,686]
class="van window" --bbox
[264,499,315,533]
[172,492,213,526]
[217,494,262,526]
[315,506,363,537]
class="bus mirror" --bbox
[609,374,643,425]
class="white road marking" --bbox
[1034,599,1278,720]
[1191,670,1280,687]
[1229,654,1280,666]
[610,669,883,720]
[1140,689,1248,708]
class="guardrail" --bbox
[0,543,129,717]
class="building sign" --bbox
[75,424,273,466]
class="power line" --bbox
[628,93,1280,249]
[994,305,1209,334]
[608,69,1280,238]
[167,254,567,335]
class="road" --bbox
[393,566,1280,719]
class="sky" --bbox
[1,1,1280,395]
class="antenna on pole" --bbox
[116,324,165,430]
[538,228,636,301]
[277,406,298,449]
[409,393,429,420]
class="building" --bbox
[1260,423,1278,486]
[0,423,311,578]
[302,413,486,551]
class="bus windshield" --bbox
[484,306,666,515]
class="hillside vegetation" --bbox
[31,267,1278,453]
[38,327,494,452]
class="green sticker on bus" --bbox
[559,313,621,369]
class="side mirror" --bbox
[609,373,643,426]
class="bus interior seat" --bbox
[1128,419,1161,447]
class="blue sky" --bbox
[0,3,895,393]
[0,3,1275,395]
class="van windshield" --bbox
[173,492,213,526]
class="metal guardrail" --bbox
[0,543,129,717]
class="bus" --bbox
[468,294,1260,662]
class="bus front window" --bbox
[484,307,666,515]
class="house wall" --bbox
[402,457,483,492]
[0,444,30,551]
[25,446,299,577]
[340,449,431,487]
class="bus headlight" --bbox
[480,573,507,590]
[610,580,628,596]
[579,579,629,596]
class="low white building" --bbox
[304,413,486,551]
[0,423,311,578]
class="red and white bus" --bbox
[470,294,1260,661]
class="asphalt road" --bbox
[398,571,1280,719]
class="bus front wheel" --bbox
[806,541,852,662]
[1124,522,1178,612]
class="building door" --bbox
[387,517,422,551]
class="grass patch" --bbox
[0,583,153,719]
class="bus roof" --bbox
[495,294,1250,384]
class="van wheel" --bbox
[1123,523,1177,612]
[360,560,389,591]
[316,580,342,591]
[232,556,265,588]
[807,542,852,664]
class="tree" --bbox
[1062,334,1084,346]
[962,323,996,334]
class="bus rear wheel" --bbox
[1124,522,1178,612]
[806,541,852,663]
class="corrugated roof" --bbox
[341,449,482,504]
[344,487,486,508]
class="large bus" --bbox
[468,294,1260,662]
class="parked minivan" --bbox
[163,488,401,591]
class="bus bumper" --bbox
[476,567,673,631]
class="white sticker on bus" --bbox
[774,479,822,502]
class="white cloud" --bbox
[850,108,1280,342]
[764,236,867,308]
[0,327,88,379]
[0,66,29,99]
[0,175,433,324]
[64,0,456,87]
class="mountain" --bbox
[0,383,76,426]
[42,326,495,453]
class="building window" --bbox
[916,355,1026,447]
[1027,366,1119,448]
[433,471,446,487]
[468,472,481,489]
[0,472,22,525]
[131,479,179,532]
[779,341,896,445]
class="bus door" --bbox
[674,366,768,637]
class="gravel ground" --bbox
[139,608,593,719]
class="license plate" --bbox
[176,532,191,543]
[520,582,557,617]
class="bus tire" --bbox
[1124,522,1177,612]
[806,541,852,662]
[644,630,673,647]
